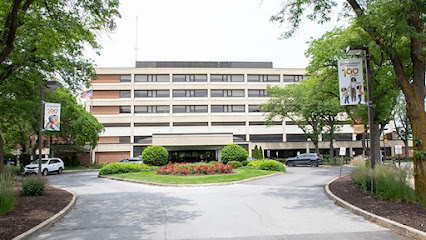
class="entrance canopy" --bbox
[152,133,233,146]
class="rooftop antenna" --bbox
[135,16,139,64]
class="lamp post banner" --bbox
[44,103,61,131]
[338,58,365,106]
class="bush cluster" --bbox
[22,175,49,196]
[257,160,286,172]
[246,160,286,172]
[99,163,152,175]
[221,145,248,163]
[142,146,169,166]
[0,168,16,214]
[227,161,243,168]
[241,160,249,166]
[351,165,417,203]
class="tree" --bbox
[305,26,399,163]
[43,88,104,153]
[262,77,341,154]
[393,94,412,159]
[0,0,120,174]
[271,0,425,202]
[259,146,264,159]
[252,145,260,159]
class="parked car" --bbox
[24,158,65,176]
[119,156,143,164]
[285,153,324,167]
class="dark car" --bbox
[285,153,323,167]
[119,156,143,164]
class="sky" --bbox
[85,0,343,69]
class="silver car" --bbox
[119,156,143,164]
[24,158,65,176]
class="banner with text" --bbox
[44,103,61,131]
[338,58,365,106]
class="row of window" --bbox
[103,121,283,127]
[118,105,262,113]
[118,74,306,83]
[113,133,352,144]
[118,89,270,98]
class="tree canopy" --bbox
[271,0,425,202]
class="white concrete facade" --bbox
[88,61,398,163]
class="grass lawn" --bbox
[108,168,278,184]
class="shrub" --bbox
[351,156,366,167]
[351,165,417,203]
[71,154,81,166]
[22,175,48,196]
[241,160,249,166]
[227,161,243,168]
[142,146,169,166]
[99,163,150,175]
[257,160,286,172]
[0,170,16,214]
[221,145,248,164]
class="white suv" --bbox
[24,158,65,176]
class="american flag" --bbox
[80,89,93,98]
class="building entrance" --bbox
[169,150,216,163]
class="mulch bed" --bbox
[329,175,426,232]
[0,186,73,240]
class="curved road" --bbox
[36,166,409,240]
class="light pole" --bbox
[38,81,62,175]
[346,46,376,168]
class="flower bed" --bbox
[157,162,236,175]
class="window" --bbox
[210,74,244,82]
[286,134,308,142]
[103,123,131,127]
[120,90,131,98]
[212,122,246,126]
[322,133,353,141]
[172,90,207,97]
[134,74,169,82]
[173,122,208,126]
[283,75,306,82]
[134,136,152,144]
[120,74,131,83]
[248,105,261,112]
[247,75,279,82]
[233,135,246,142]
[173,105,208,113]
[172,74,207,82]
[248,90,270,97]
[249,121,282,125]
[250,134,283,142]
[211,90,244,97]
[119,106,131,114]
[211,105,245,113]
[134,122,169,127]
[134,90,169,98]
[134,105,170,113]
[119,136,130,143]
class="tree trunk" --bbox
[329,128,334,162]
[404,139,410,160]
[371,123,382,165]
[0,131,4,175]
[313,141,319,154]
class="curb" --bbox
[13,189,77,240]
[324,177,426,240]
[99,172,283,187]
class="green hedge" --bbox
[221,145,248,163]
[142,146,169,166]
[257,160,286,172]
[99,163,150,175]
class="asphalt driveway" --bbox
[35,166,409,240]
